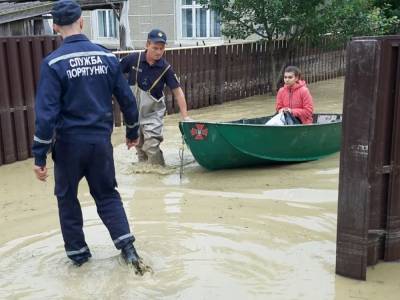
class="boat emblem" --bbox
[190,124,208,140]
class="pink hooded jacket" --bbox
[276,80,314,124]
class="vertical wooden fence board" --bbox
[173,50,181,113]
[233,44,240,100]
[164,51,174,114]
[217,45,226,104]
[0,38,17,164]
[19,37,36,155]
[7,38,29,160]
[204,47,211,106]
[255,43,261,95]
[31,37,44,85]
[336,39,380,280]
[192,48,199,109]
[209,47,216,105]
[198,48,205,108]
[244,43,251,97]
[385,43,400,261]
[179,49,187,110]
[226,45,234,101]
[365,40,395,266]
[337,36,400,279]
[185,48,193,110]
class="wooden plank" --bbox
[192,48,200,108]
[264,41,270,93]
[198,47,205,108]
[231,44,238,100]
[178,48,187,111]
[43,36,53,57]
[385,43,400,261]
[255,42,261,95]
[336,38,381,280]
[215,45,225,104]
[311,39,317,84]
[204,47,211,106]
[240,43,246,98]
[226,45,233,101]
[185,48,193,110]
[164,50,174,114]
[19,37,36,156]
[209,46,216,105]
[0,38,17,164]
[252,42,258,96]
[31,36,44,86]
[7,37,29,160]
[173,50,180,113]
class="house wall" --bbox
[128,0,176,49]
[82,0,226,50]
[81,11,92,38]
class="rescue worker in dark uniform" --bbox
[120,29,191,166]
[32,0,142,271]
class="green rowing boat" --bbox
[179,114,342,170]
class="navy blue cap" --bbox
[148,29,167,44]
[51,0,82,26]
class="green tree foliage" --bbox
[329,0,400,38]
[200,0,400,93]
[373,0,400,33]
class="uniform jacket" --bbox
[276,80,314,124]
[32,34,139,167]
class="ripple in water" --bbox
[0,215,335,299]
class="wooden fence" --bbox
[0,36,345,166]
[0,35,61,165]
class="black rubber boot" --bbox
[72,252,92,267]
[121,243,143,275]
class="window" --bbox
[93,9,118,39]
[179,0,221,39]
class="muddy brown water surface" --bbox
[1,78,399,299]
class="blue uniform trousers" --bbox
[53,139,134,262]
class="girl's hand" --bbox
[279,108,291,113]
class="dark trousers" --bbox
[53,139,134,261]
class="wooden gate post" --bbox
[336,35,400,280]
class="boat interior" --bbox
[230,113,342,125]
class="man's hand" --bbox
[126,138,139,150]
[183,116,194,122]
[34,165,48,181]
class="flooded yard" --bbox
[0,78,399,299]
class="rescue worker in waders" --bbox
[32,0,142,272]
[120,29,191,166]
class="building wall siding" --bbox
[128,0,175,48]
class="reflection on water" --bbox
[1,79,400,299]
[262,188,338,203]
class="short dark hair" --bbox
[284,66,302,79]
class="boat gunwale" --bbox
[180,113,342,128]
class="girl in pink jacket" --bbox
[276,66,314,124]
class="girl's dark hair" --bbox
[284,66,302,79]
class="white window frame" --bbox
[91,9,119,45]
[176,0,222,42]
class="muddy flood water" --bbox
[1,78,399,299]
